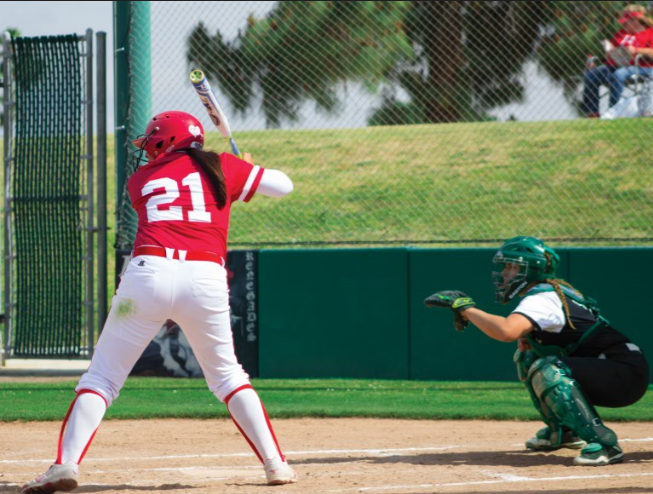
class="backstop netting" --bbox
[3,34,93,357]
[115,1,653,249]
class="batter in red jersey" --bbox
[22,111,297,493]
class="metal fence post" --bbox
[2,31,13,365]
[96,31,107,347]
[85,29,94,357]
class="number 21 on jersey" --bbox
[142,172,211,223]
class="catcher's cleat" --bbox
[574,443,624,466]
[21,461,79,494]
[526,427,585,451]
[264,458,298,485]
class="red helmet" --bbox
[132,111,204,160]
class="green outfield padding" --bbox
[410,249,506,380]
[258,249,409,379]
[408,248,571,381]
[566,248,653,381]
[257,248,650,381]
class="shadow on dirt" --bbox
[292,449,653,469]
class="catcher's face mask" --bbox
[492,255,530,304]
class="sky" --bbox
[1,1,580,136]
[2,1,114,129]
[0,1,112,39]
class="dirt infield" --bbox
[2,418,653,494]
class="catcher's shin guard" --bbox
[527,357,618,448]
[515,349,537,383]
[519,352,566,448]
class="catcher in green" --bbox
[425,236,649,466]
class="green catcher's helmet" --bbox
[492,236,560,304]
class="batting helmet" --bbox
[492,236,560,304]
[132,111,204,161]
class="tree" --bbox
[384,1,546,123]
[188,2,413,127]
[187,1,597,127]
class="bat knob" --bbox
[189,69,205,84]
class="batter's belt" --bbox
[133,245,225,265]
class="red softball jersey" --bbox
[608,28,653,67]
[128,152,264,258]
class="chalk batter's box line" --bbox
[0,445,462,464]
[330,472,653,493]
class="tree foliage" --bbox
[390,1,546,123]
[188,1,413,127]
[186,1,648,126]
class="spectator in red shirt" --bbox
[582,5,653,117]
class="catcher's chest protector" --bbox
[523,286,612,358]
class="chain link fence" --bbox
[116,1,653,248]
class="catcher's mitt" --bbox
[424,290,476,332]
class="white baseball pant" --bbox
[78,252,248,404]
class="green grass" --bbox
[223,118,653,245]
[1,378,652,422]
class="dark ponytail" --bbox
[185,148,227,210]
